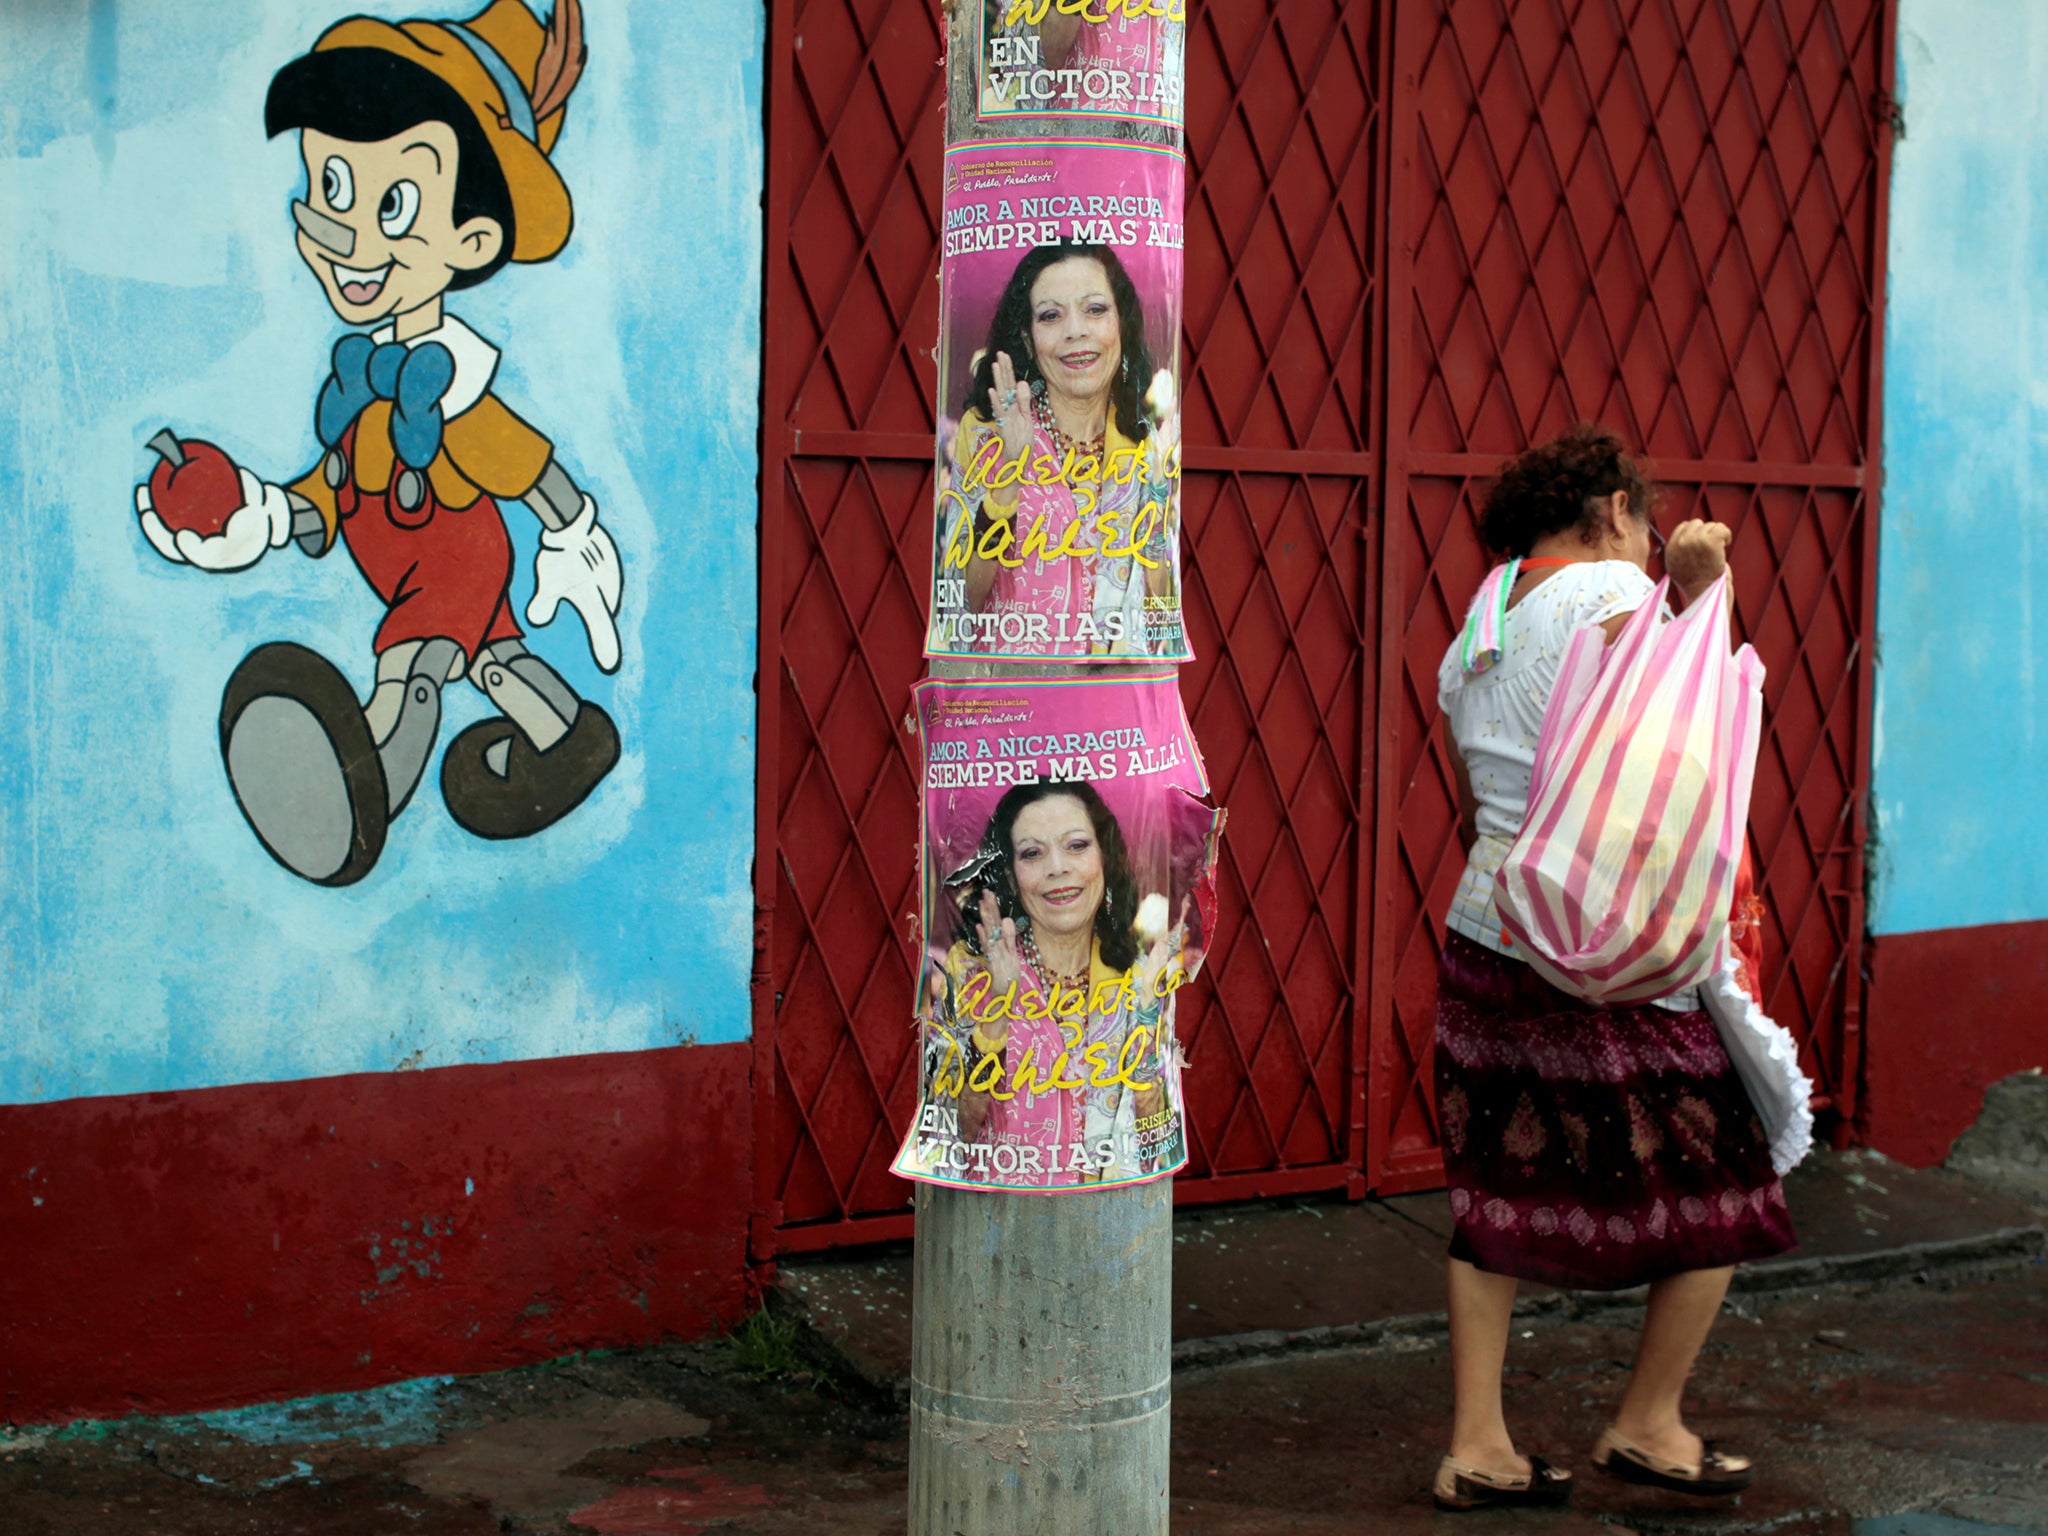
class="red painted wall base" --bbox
[1863,919,2048,1167]
[0,1043,755,1426]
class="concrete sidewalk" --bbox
[2,1147,2041,1535]
[779,1148,2047,1391]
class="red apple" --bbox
[145,430,243,537]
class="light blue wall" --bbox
[1874,1,2048,935]
[0,1,764,1101]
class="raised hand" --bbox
[985,351,1035,465]
[973,887,1022,1052]
[1665,518,1734,601]
[1132,894,1190,1002]
[1134,931,1173,1006]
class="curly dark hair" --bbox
[1477,423,1657,559]
[962,241,1154,442]
[949,780,1141,973]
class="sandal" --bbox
[1592,1427,1753,1495]
[1433,1452,1574,1511]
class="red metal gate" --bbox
[754,0,943,1255]
[1172,3,1388,1203]
[755,0,1894,1251]
[1367,0,1896,1192]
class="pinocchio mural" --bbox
[134,0,622,888]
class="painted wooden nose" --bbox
[292,199,356,260]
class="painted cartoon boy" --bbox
[133,0,620,887]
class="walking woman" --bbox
[1431,426,1797,1509]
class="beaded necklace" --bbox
[1032,389,1105,463]
[1017,927,1090,993]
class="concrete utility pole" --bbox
[911,1176,1172,1530]
[907,5,1188,1533]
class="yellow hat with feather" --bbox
[309,0,586,262]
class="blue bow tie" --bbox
[317,334,458,469]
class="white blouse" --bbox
[1436,560,1697,1010]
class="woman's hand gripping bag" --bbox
[1492,573,1764,1005]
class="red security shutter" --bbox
[755,0,943,1252]
[1173,1,1388,1199]
[1370,0,1896,1189]
[754,0,1895,1249]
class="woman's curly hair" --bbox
[949,780,1141,973]
[1477,424,1657,559]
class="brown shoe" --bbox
[1433,1453,1574,1511]
[1592,1427,1753,1495]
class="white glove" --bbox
[526,494,623,673]
[136,467,293,572]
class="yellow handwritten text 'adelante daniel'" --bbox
[942,497,1167,574]
[955,965,1185,1025]
[962,432,1179,498]
[930,1028,1160,1100]
[944,434,1180,571]
[1005,0,1189,25]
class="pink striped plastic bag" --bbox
[1493,572,1763,1005]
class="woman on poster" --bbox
[945,240,1179,658]
[919,780,1187,1187]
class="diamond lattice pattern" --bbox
[761,0,1889,1240]
[766,0,945,1236]
[1403,0,1884,464]
[763,0,1386,1240]
[1374,0,1886,1182]
[1185,3,1381,457]
[1177,1,1382,1185]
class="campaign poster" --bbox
[928,140,1189,663]
[892,673,1222,1194]
[976,0,1187,128]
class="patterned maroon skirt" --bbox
[1434,930,1796,1290]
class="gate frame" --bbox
[751,0,1901,1253]
[1164,0,1398,1210]
[750,0,799,1264]
[1846,0,1900,1140]
[1365,0,1901,1191]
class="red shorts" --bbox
[336,462,522,662]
